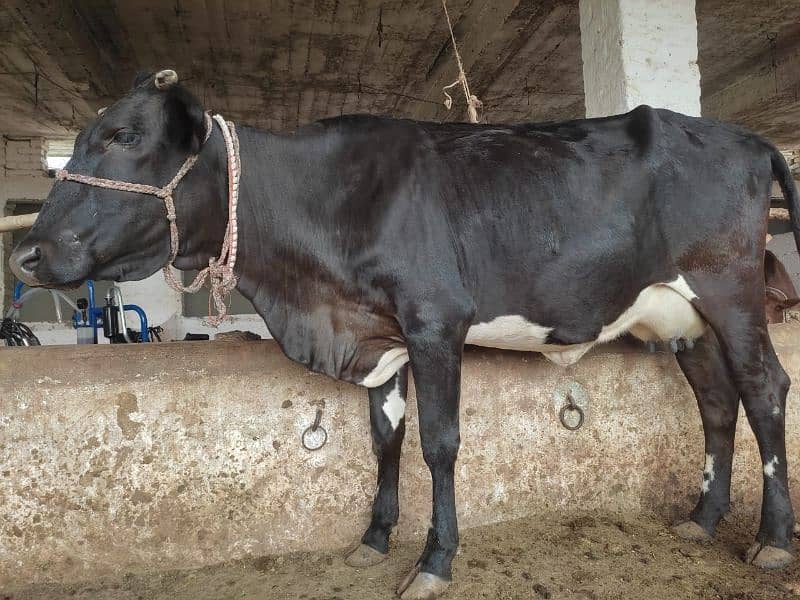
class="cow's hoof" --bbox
[746,543,794,569]
[671,521,712,543]
[397,567,450,600]
[344,543,388,567]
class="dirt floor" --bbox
[6,511,800,600]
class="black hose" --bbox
[0,318,41,346]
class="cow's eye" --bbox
[111,130,141,147]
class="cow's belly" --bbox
[466,276,706,366]
[361,277,705,386]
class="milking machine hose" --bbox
[0,318,40,346]
[7,286,78,322]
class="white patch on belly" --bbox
[702,453,715,494]
[542,344,594,366]
[381,376,406,430]
[764,455,779,478]
[465,315,552,350]
[361,347,410,388]
[465,276,705,367]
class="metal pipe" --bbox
[0,213,38,233]
[123,304,149,342]
[49,290,63,323]
[110,286,133,343]
[85,281,98,343]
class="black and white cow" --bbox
[10,71,800,599]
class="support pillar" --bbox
[579,0,701,118]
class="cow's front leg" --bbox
[396,313,470,600]
[346,366,409,567]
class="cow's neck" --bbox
[169,123,331,331]
[170,126,231,273]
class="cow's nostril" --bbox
[21,246,41,271]
[10,245,42,281]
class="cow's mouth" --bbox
[48,280,86,291]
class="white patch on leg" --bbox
[764,455,780,478]
[361,347,409,388]
[772,405,781,417]
[381,376,406,431]
[702,453,715,494]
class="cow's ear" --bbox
[164,86,207,154]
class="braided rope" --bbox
[55,112,240,327]
[440,0,482,123]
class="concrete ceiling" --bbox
[698,0,800,147]
[0,0,797,147]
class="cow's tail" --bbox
[771,147,800,256]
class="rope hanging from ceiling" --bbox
[440,0,483,123]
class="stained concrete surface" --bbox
[2,324,800,589]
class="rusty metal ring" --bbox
[311,408,322,431]
[559,402,584,431]
[302,425,327,451]
[302,408,328,451]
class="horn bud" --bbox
[154,69,179,90]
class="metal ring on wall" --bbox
[301,408,328,451]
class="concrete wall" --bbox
[0,136,53,312]
[3,324,800,587]
[0,136,52,205]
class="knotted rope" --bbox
[441,0,482,123]
[55,112,241,327]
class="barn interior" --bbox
[2,1,800,598]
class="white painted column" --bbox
[579,0,701,118]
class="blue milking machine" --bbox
[11,280,160,344]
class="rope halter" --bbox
[55,112,241,327]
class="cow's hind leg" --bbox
[346,366,409,567]
[673,331,739,542]
[693,291,795,568]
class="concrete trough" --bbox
[2,324,800,588]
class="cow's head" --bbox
[9,69,208,288]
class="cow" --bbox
[9,70,800,599]
[765,249,800,324]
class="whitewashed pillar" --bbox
[579,0,701,117]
